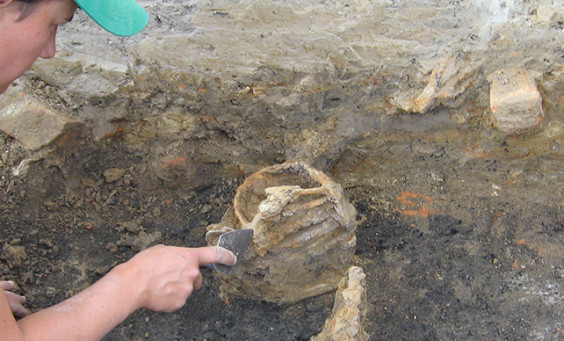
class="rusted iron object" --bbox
[206,161,357,304]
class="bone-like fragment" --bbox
[206,161,358,304]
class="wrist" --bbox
[103,262,146,314]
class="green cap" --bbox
[73,0,149,37]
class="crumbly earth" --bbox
[1,1,564,340]
[1,95,564,340]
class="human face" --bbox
[0,0,77,94]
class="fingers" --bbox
[11,304,28,318]
[0,280,15,290]
[194,246,237,266]
[125,245,236,312]
[5,291,28,318]
[193,271,203,291]
[1,282,28,318]
[5,290,26,304]
[0,280,27,305]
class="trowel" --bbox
[201,229,253,275]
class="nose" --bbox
[39,26,58,59]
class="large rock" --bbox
[206,161,358,304]
[389,53,479,114]
[488,68,544,135]
[0,90,80,150]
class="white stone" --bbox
[312,266,369,341]
[0,91,78,150]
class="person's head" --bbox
[0,0,148,94]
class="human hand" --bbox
[0,280,28,318]
[114,245,236,313]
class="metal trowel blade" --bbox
[211,229,253,275]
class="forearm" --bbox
[1,245,235,340]
[17,264,141,341]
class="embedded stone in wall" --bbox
[150,154,197,187]
[29,58,82,88]
[311,266,369,341]
[390,53,479,114]
[0,90,79,150]
[206,161,358,304]
[488,68,544,135]
[31,56,128,96]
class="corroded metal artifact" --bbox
[206,161,357,304]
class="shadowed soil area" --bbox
[2,103,564,340]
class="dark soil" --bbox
[2,106,564,340]
[0,138,335,340]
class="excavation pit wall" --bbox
[0,0,563,340]
[2,0,562,179]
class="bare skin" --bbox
[0,1,237,340]
[1,245,237,340]
[0,0,75,92]
[0,281,27,318]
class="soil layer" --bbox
[2,102,564,340]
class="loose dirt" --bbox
[2,96,564,340]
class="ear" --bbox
[0,0,14,7]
